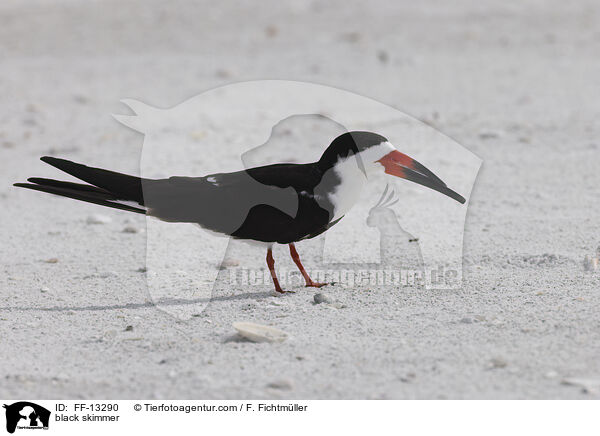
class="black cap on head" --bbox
[319,131,388,170]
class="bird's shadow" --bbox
[0,290,273,313]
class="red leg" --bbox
[266,247,291,294]
[289,243,327,288]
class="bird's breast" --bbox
[321,160,367,222]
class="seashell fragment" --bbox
[583,255,598,271]
[232,322,288,343]
[561,377,600,394]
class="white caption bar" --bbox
[0,400,596,436]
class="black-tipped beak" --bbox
[377,150,466,204]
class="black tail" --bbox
[13,157,147,214]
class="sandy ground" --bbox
[1,0,600,399]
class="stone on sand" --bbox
[266,378,294,390]
[561,377,600,394]
[232,322,288,343]
[313,293,333,304]
[86,214,112,225]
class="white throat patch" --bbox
[326,141,395,221]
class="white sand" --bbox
[1,0,599,399]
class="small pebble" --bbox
[73,95,89,104]
[340,31,361,43]
[40,286,50,293]
[45,258,59,264]
[122,226,139,233]
[479,130,502,140]
[313,293,333,304]
[216,69,232,78]
[86,214,111,225]
[26,103,39,113]
[489,357,508,369]
[265,25,278,38]
[104,330,117,339]
[189,131,206,141]
[377,50,389,64]
[266,378,294,390]
[399,372,416,383]
[124,325,133,332]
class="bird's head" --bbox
[319,131,466,204]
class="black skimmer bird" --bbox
[14,131,465,293]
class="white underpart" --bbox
[327,141,396,221]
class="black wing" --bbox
[144,163,330,242]
[15,158,335,243]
